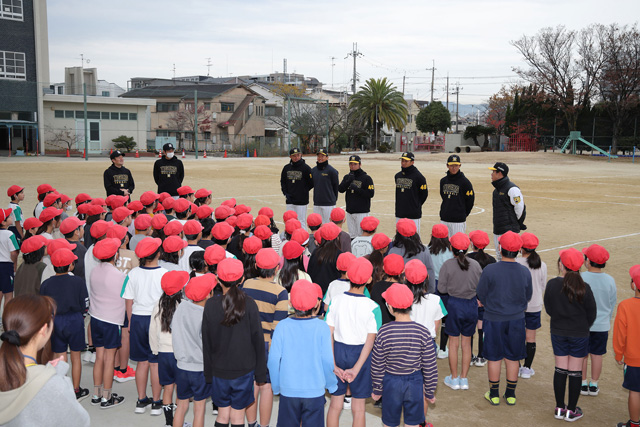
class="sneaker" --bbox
[91,395,101,406]
[82,350,95,363]
[444,375,460,390]
[343,395,352,409]
[100,393,125,409]
[519,366,535,379]
[580,384,589,396]
[459,377,469,390]
[135,397,152,414]
[114,366,136,383]
[484,391,500,406]
[373,398,382,409]
[554,406,567,420]
[151,400,163,416]
[475,357,487,367]
[211,402,218,415]
[503,394,516,406]
[588,383,599,396]
[564,406,583,422]
[75,387,89,401]
[437,348,449,359]
[616,421,633,427]
[470,355,478,366]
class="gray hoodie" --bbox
[171,300,205,371]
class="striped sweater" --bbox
[370,321,438,398]
[241,277,289,347]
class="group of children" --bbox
[1,181,639,427]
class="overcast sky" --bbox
[47,0,640,106]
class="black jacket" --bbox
[338,168,375,214]
[439,170,474,223]
[153,156,184,196]
[103,164,135,196]
[544,276,597,338]
[280,159,314,205]
[492,176,526,235]
[311,161,339,206]
[394,165,428,219]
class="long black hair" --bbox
[160,249,180,265]
[243,253,259,280]
[429,236,450,255]
[219,277,246,327]
[452,248,469,271]
[471,245,494,269]
[560,258,586,304]
[138,247,161,267]
[315,238,341,265]
[189,251,207,278]
[366,249,385,285]
[405,277,426,304]
[393,232,425,258]
[269,218,279,234]
[279,256,305,292]
[523,248,542,269]
[157,292,182,333]
[23,247,45,264]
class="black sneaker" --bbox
[616,421,632,427]
[91,395,101,405]
[564,406,583,422]
[373,398,382,409]
[150,400,163,416]
[580,384,589,395]
[212,402,218,415]
[135,396,152,414]
[163,404,174,426]
[100,393,125,409]
[75,387,89,401]
[588,384,599,396]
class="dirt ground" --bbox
[1,150,639,426]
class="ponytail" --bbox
[219,278,246,326]
[524,248,542,269]
[453,248,469,271]
[562,270,586,304]
[157,292,182,333]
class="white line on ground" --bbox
[537,232,640,253]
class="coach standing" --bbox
[395,151,428,233]
[338,155,375,238]
[311,147,339,224]
[280,147,314,228]
[104,150,135,197]
[153,142,184,196]
[440,154,474,237]
[490,162,526,260]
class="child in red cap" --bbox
[7,184,25,240]
[277,240,312,294]
[427,223,453,360]
[350,216,379,258]
[0,208,19,308]
[13,235,47,297]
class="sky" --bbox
[47,0,640,107]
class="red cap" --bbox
[39,207,62,223]
[106,224,127,241]
[256,248,280,269]
[93,238,121,260]
[582,244,609,264]
[43,192,61,208]
[134,214,152,230]
[184,220,203,235]
[163,235,188,253]
[140,191,159,206]
[195,188,211,199]
[128,200,144,212]
[499,231,523,252]
[258,207,273,218]
[630,265,640,287]
[154,202,165,213]
[185,274,217,302]
[204,244,226,265]
[372,233,391,251]
[75,193,92,204]
[396,218,417,237]
[347,257,373,285]
[90,197,106,207]
[161,197,174,210]
[235,204,251,215]
[112,207,134,223]
[291,228,309,246]
[290,279,319,311]
[560,248,583,272]
[88,204,106,216]
[330,207,345,222]
[469,230,490,249]
[306,213,322,227]
[254,214,270,227]
[405,259,428,284]
[336,252,356,271]
[158,192,172,203]
[521,233,539,250]
[161,270,190,296]
[431,223,449,239]
[236,213,253,230]
[196,205,213,220]
[59,194,71,205]
[23,217,43,230]
[90,220,111,239]
[37,184,54,195]
[285,218,302,235]
[177,185,194,196]
[217,258,244,282]
[20,235,48,254]
[173,198,190,213]
[190,202,198,214]
[76,204,91,215]
[225,215,237,228]
[221,198,236,208]
[283,210,298,222]
[253,225,272,241]
[360,216,379,232]
[450,232,470,251]
[214,205,233,220]
[109,195,129,209]
[7,185,24,197]
[243,236,262,255]
[60,217,85,235]
[151,214,168,230]
[46,239,76,256]
[282,241,305,260]
[382,283,413,309]
[212,222,234,241]
[320,222,341,241]
[134,237,162,258]
[163,221,183,237]
[383,254,405,277]
[51,248,77,267]
[0,208,11,223]
[105,195,115,207]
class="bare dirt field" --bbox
[1,150,638,426]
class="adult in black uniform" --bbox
[489,162,526,260]
[338,155,375,238]
[280,147,314,228]
[311,148,339,224]
[103,150,135,197]
[153,143,184,196]
[394,152,428,233]
[439,154,475,237]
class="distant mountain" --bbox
[447,103,487,118]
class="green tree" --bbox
[463,125,482,146]
[416,101,451,135]
[350,78,408,145]
[112,135,136,152]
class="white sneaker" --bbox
[343,396,352,409]
[437,348,449,359]
[82,351,95,364]
[519,367,535,379]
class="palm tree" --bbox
[350,78,408,147]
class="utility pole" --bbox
[171,64,176,79]
[446,74,449,110]
[331,57,336,89]
[402,73,406,95]
[205,58,212,76]
[345,42,362,94]
[426,60,436,103]
[450,84,462,133]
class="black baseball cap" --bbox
[163,143,175,152]
[400,152,415,161]
[289,147,301,155]
[447,155,461,165]
[349,155,361,164]
[317,147,328,156]
[489,162,509,175]
[110,150,125,160]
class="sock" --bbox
[470,335,474,356]
[440,329,449,350]
[102,388,111,400]
[477,329,484,357]
[567,370,582,411]
[119,367,127,374]
[113,366,120,372]
[589,380,598,387]
[164,404,174,426]
[489,380,499,398]
[505,380,517,398]
[630,421,640,427]
[214,422,228,427]
[93,384,102,398]
[231,424,246,427]
[553,367,568,408]
[581,379,588,386]
[247,422,258,427]
[524,342,536,368]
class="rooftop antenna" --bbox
[171,63,176,79]
[79,53,90,69]
[331,56,336,89]
[205,58,212,76]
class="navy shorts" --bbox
[477,305,484,322]
[51,312,86,353]
[483,318,526,362]
[332,341,372,398]
[0,262,14,294]
[211,370,255,410]
[551,334,589,358]
[158,352,178,386]
[444,296,478,337]
[130,314,157,363]
[623,365,640,393]
[588,331,608,356]
[381,371,425,427]
[90,317,121,349]
[277,395,325,427]
[176,368,211,401]
[525,311,541,330]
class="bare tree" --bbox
[45,125,82,151]
[166,103,213,150]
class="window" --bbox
[101,112,110,119]
[120,113,128,120]
[156,130,169,137]
[157,102,179,112]
[110,112,119,120]
[221,102,234,112]
[87,111,100,120]
[64,110,74,118]
[89,122,100,141]
[0,0,23,21]
[57,86,63,94]
[0,51,26,80]
[101,91,110,97]
[75,111,84,119]
[203,132,211,140]
[265,106,282,116]
[204,102,211,110]
[54,110,64,118]
[129,113,137,120]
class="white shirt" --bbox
[351,236,374,257]
[121,265,167,315]
[0,229,19,262]
[179,245,204,272]
[508,186,525,219]
[410,294,445,339]
[158,260,181,272]
[323,279,351,306]
[325,292,381,345]
[84,244,99,293]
